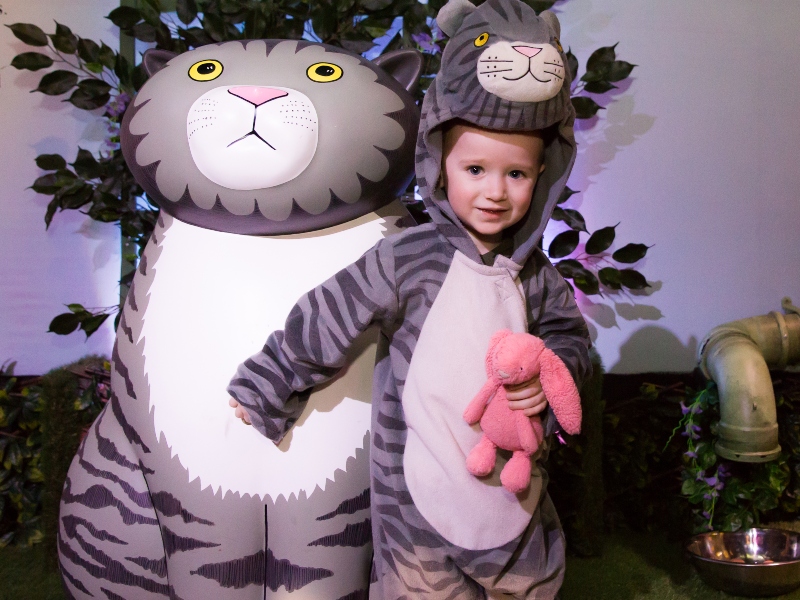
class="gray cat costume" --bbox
[228,0,591,597]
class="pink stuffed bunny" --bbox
[463,330,582,494]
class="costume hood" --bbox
[417,0,577,266]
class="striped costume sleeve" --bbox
[530,259,592,388]
[227,238,399,444]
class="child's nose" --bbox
[484,175,507,200]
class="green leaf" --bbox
[548,230,580,259]
[612,243,649,264]
[48,312,81,335]
[32,173,60,195]
[583,80,616,94]
[81,313,110,337]
[67,87,110,110]
[566,48,578,85]
[71,148,102,180]
[619,269,649,290]
[573,271,600,295]
[555,259,585,279]
[585,224,617,255]
[10,52,54,71]
[572,96,603,119]
[202,13,228,42]
[67,303,85,313]
[6,23,49,47]
[131,22,157,43]
[50,23,79,54]
[107,6,143,30]
[586,44,617,76]
[176,0,199,24]
[608,60,636,82]
[98,43,117,70]
[35,154,67,171]
[35,70,78,95]
[77,38,100,64]
[598,267,621,290]
[557,186,578,205]
[552,207,587,232]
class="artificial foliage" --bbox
[0,358,109,553]
[0,362,45,547]
[674,376,800,534]
[7,0,647,336]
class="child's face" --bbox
[442,124,545,254]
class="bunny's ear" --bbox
[485,329,513,376]
[436,0,477,38]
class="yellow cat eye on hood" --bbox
[307,62,343,83]
[474,32,490,47]
[188,60,223,81]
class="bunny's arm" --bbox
[463,379,500,424]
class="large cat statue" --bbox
[57,39,421,600]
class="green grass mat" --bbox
[0,546,64,600]
[3,529,800,599]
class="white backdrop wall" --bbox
[0,0,798,374]
[551,0,800,373]
[0,0,119,375]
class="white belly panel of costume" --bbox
[140,202,405,500]
[402,251,542,551]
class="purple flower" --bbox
[556,432,566,445]
[702,510,711,519]
[685,450,697,459]
[696,470,706,481]
[704,476,718,487]
[411,32,440,55]
[681,401,690,415]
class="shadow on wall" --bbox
[611,325,698,374]
[578,281,664,343]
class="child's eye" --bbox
[468,166,483,175]
[508,170,524,179]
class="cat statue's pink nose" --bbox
[513,46,543,58]
[228,86,288,106]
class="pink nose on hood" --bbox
[228,86,288,106]
[513,46,542,59]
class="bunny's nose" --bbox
[228,86,288,106]
[513,46,542,58]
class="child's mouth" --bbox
[477,208,506,216]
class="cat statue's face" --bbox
[122,40,420,235]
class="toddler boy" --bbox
[229,1,591,597]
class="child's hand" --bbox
[505,377,548,417]
[229,397,252,425]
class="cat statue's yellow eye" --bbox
[554,38,563,52]
[188,60,224,81]
[307,62,343,83]
[474,33,490,47]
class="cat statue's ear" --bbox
[539,10,561,39]
[372,49,424,95]
[436,0,476,38]
[142,49,178,77]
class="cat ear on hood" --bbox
[372,49,424,95]
[435,0,476,38]
[142,49,177,77]
[539,10,561,39]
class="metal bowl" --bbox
[687,528,800,597]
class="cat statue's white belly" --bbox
[140,203,405,500]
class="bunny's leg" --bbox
[500,451,533,494]
[466,435,497,476]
